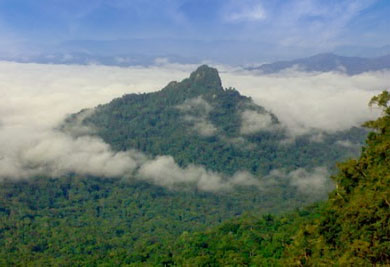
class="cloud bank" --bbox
[0,61,387,193]
[138,156,259,191]
[1,125,258,192]
[221,69,388,135]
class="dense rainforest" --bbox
[0,66,387,266]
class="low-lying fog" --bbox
[0,61,388,192]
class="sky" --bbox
[0,0,389,63]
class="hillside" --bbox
[249,53,390,75]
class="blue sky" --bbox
[0,0,389,63]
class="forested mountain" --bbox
[67,65,365,176]
[0,65,374,265]
[249,53,390,75]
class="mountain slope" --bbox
[68,65,365,177]
[250,53,390,75]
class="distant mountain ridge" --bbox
[250,53,390,75]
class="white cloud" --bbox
[221,69,387,136]
[139,156,224,191]
[335,140,358,148]
[240,109,274,134]
[177,96,217,137]
[309,132,325,143]
[138,157,261,191]
[230,171,260,187]
[176,96,213,114]
[224,3,266,22]
[262,167,332,196]
[192,120,217,137]
[14,132,139,178]
[288,167,330,193]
